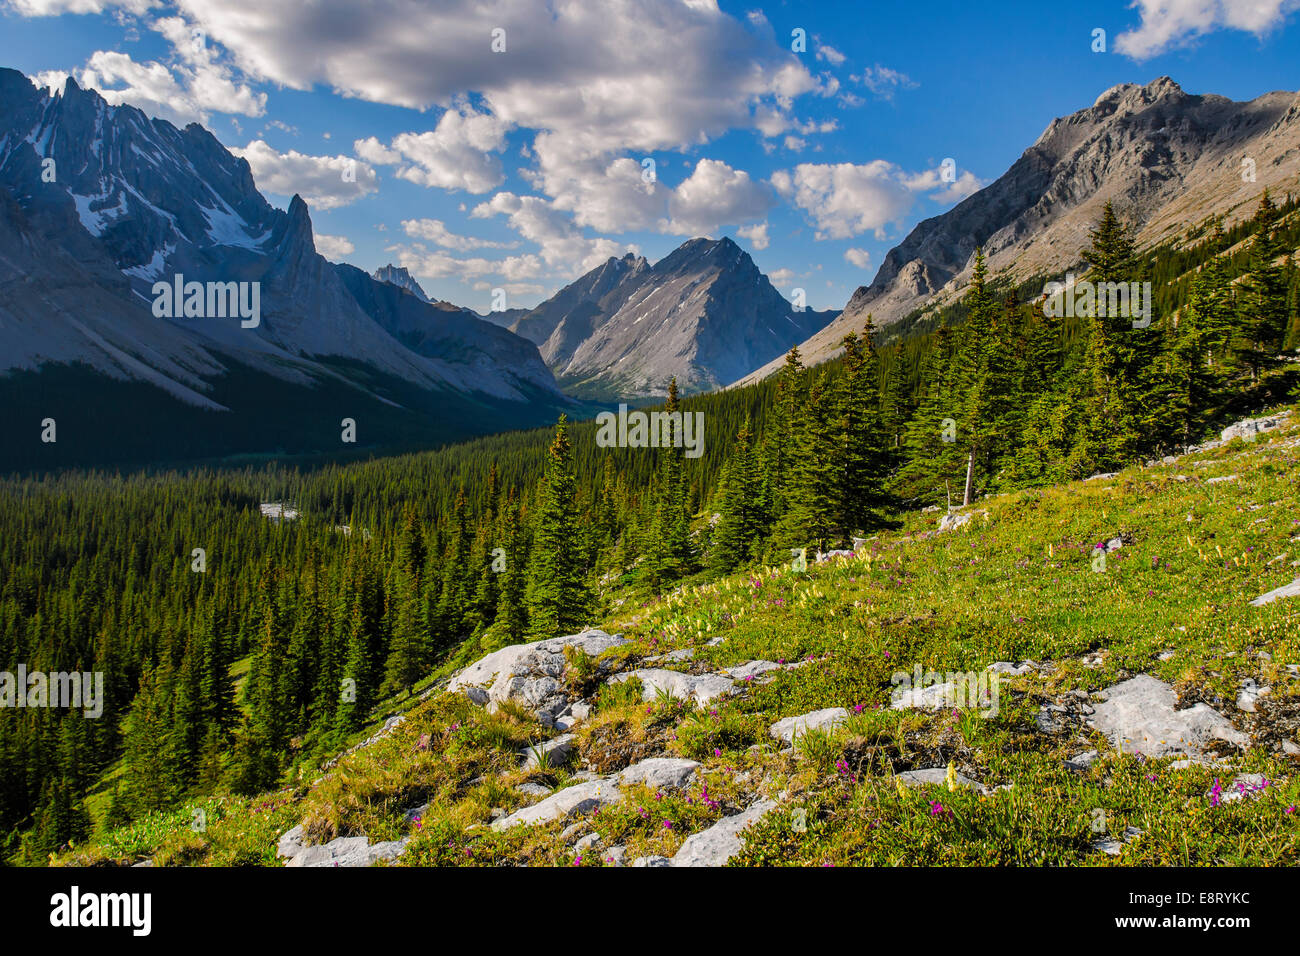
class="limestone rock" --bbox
[491,779,622,830]
[520,733,576,770]
[448,629,628,724]
[895,767,983,791]
[1250,577,1300,607]
[610,668,735,705]
[671,799,778,867]
[769,707,848,744]
[286,835,409,867]
[616,757,701,790]
[1088,675,1247,758]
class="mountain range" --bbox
[6,67,1297,467]
[0,68,570,469]
[507,240,837,399]
[738,76,1300,385]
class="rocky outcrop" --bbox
[276,825,409,867]
[448,629,628,725]
[1088,675,1247,758]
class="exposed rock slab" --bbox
[671,799,778,867]
[491,779,623,830]
[610,668,735,705]
[448,629,628,724]
[617,757,702,790]
[1088,675,1247,758]
[284,834,409,867]
[769,707,848,744]
[1250,577,1300,607]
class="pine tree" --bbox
[1235,191,1289,379]
[833,323,891,537]
[525,417,591,638]
[645,378,693,586]
[495,488,529,643]
[1067,201,1144,474]
[708,417,764,572]
[120,666,180,816]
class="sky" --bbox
[2,0,1298,314]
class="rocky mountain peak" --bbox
[734,75,1300,388]
[373,264,431,302]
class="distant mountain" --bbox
[372,264,431,302]
[512,239,838,398]
[738,76,1300,385]
[510,252,651,368]
[0,69,570,468]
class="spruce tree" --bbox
[525,417,591,638]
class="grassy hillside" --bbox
[53,402,1300,867]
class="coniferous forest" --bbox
[2,196,1298,863]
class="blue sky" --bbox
[3,0,1298,313]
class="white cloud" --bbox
[772,161,915,240]
[665,159,774,236]
[230,140,378,209]
[768,267,795,287]
[1116,0,1300,59]
[738,222,769,250]
[533,152,664,233]
[8,0,156,14]
[816,44,847,66]
[392,246,544,282]
[356,106,508,194]
[774,160,983,240]
[471,191,637,276]
[313,232,354,260]
[29,70,71,93]
[901,166,985,204]
[844,247,871,270]
[472,280,546,297]
[46,15,266,126]
[851,64,918,100]
[401,218,516,251]
[161,0,822,229]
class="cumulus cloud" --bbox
[767,267,795,287]
[38,15,266,126]
[531,151,664,233]
[313,232,355,260]
[230,140,378,209]
[355,105,508,194]
[8,0,156,13]
[901,165,985,204]
[471,191,635,276]
[391,246,544,283]
[401,219,516,251]
[844,247,871,270]
[158,0,823,226]
[774,160,983,240]
[1115,0,1300,59]
[738,222,769,250]
[665,159,775,236]
[772,161,915,240]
